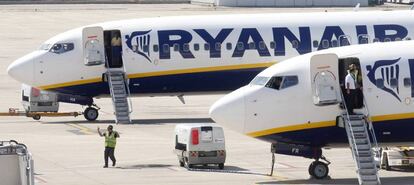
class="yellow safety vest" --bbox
[105,131,117,148]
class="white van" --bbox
[174,124,226,169]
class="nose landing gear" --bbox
[83,104,100,121]
[308,156,330,179]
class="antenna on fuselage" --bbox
[353,3,360,12]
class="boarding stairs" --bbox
[106,69,132,124]
[341,95,381,185]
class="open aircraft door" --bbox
[82,26,105,66]
[310,54,342,106]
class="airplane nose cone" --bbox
[8,55,35,85]
[209,88,246,133]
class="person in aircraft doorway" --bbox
[345,64,359,114]
[353,65,364,108]
[110,32,122,67]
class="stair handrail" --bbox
[362,96,381,184]
[339,90,361,158]
[362,97,380,157]
[122,63,133,114]
[104,56,118,117]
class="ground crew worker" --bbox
[345,64,358,114]
[98,125,120,168]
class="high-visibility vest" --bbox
[105,131,117,148]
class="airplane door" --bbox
[82,26,105,66]
[310,54,341,106]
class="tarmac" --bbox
[0,3,414,185]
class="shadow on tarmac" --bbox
[257,176,414,185]
[44,118,214,124]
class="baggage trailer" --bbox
[0,84,82,120]
[0,108,81,120]
[0,140,34,185]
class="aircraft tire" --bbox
[309,161,329,179]
[84,107,99,121]
[179,160,184,167]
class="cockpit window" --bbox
[49,43,74,54]
[250,76,270,86]
[39,44,51,50]
[265,76,298,90]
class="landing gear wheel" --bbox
[84,107,99,121]
[179,160,184,167]
[32,114,41,120]
[218,163,224,169]
[309,161,329,179]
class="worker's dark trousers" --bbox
[104,147,116,166]
[346,89,357,114]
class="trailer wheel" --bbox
[218,163,224,169]
[84,107,98,121]
[32,114,41,120]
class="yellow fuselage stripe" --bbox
[38,62,275,90]
[247,112,414,138]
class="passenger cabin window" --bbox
[406,37,412,41]
[153,45,159,52]
[226,43,232,50]
[183,43,190,52]
[265,76,299,90]
[194,43,200,51]
[331,40,338,47]
[270,41,276,49]
[204,43,210,51]
[236,42,244,50]
[163,44,170,53]
[50,43,74,54]
[173,43,179,51]
[259,41,266,50]
[375,79,384,89]
[404,78,411,87]
[390,78,398,88]
[373,38,380,43]
[321,40,329,49]
[143,45,149,52]
[313,40,319,48]
[291,40,299,49]
[358,34,369,44]
[250,76,270,86]
[248,42,255,49]
[215,42,221,50]
[395,37,402,41]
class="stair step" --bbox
[113,90,126,94]
[355,138,368,145]
[358,156,374,163]
[115,107,128,111]
[356,144,371,150]
[359,168,377,175]
[116,112,129,116]
[350,121,365,127]
[359,162,375,169]
[351,126,366,132]
[354,132,368,139]
[361,181,380,185]
[361,174,378,181]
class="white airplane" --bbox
[7,10,414,121]
[209,40,414,182]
